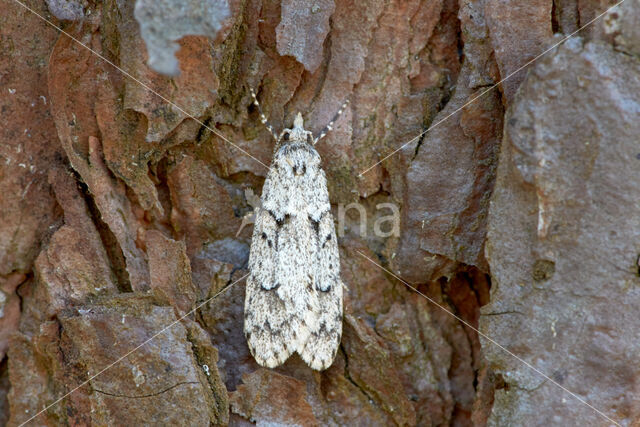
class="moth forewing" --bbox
[244,105,345,371]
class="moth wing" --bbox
[244,208,298,368]
[299,211,344,370]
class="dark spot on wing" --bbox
[319,321,327,331]
[261,282,280,291]
[261,232,267,239]
[319,283,332,292]
[309,216,320,234]
[276,214,290,227]
[263,320,275,335]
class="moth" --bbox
[244,88,348,370]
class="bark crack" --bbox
[93,381,199,399]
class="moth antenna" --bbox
[250,87,278,142]
[314,99,350,145]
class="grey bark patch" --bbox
[45,0,86,21]
[134,0,230,76]
[482,39,640,425]
[276,0,335,73]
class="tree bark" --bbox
[0,0,638,425]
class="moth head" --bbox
[280,112,314,145]
[274,113,321,175]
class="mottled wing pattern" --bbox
[245,208,298,368]
[245,138,343,371]
[300,209,343,370]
